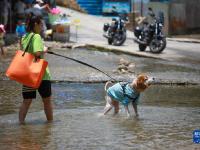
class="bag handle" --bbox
[22,33,35,56]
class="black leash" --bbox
[47,51,117,81]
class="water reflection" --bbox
[0,81,200,149]
[0,121,52,150]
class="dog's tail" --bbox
[104,81,113,91]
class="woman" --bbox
[19,14,53,124]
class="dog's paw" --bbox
[134,114,139,120]
[126,113,131,119]
[97,113,104,117]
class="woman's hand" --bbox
[44,46,49,54]
[35,46,49,58]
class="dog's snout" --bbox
[146,77,155,84]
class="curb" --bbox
[72,43,166,60]
[167,38,200,44]
[50,80,199,85]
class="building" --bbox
[56,0,200,35]
[145,0,200,35]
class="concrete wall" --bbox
[148,1,188,35]
[169,2,186,34]
[169,0,200,34]
[171,0,200,30]
[132,0,200,35]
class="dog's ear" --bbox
[136,74,148,91]
[137,74,147,83]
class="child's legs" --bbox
[38,80,53,121]
[19,99,32,124]
[42,97,53,121]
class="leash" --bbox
[47,51,117,81]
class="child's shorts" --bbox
[22,80,52,99]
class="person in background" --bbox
[14,0,26,22]
[33,0,52,38]
[16,20,26,48]
[0,0,11,26]
[33,0,51,13]
[0,24,6,55]
[16,20,26,38]
[19,13,53,124]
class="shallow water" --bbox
[0,81,200,150]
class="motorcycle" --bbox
[103,9,128,46]
[134,8,167,53]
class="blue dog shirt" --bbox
[107,83,140,106]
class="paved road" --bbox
[60,7,200,62]
[49,7,200,84]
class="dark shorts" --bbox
[22,80,52,99]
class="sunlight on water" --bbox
[0,81,200,150]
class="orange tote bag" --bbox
[6,34,48,88]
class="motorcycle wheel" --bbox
[149,38,166,53]
[113,32,126,46]
[108,38,113,45]
[139,44,147,51]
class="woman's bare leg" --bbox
[19,99,32,124]
[42,97,53,122]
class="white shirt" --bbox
[33,4,43,10]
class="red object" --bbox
[0,24,5,33]
[6,50,48,88]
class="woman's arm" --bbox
[33,34,48,58]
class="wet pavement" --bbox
[1,45,200,84]
[46,47,200,84]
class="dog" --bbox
[103,74,154,117]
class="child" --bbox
[0,24,6,55]
[16,20,26,38]
[16,20,26,49]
